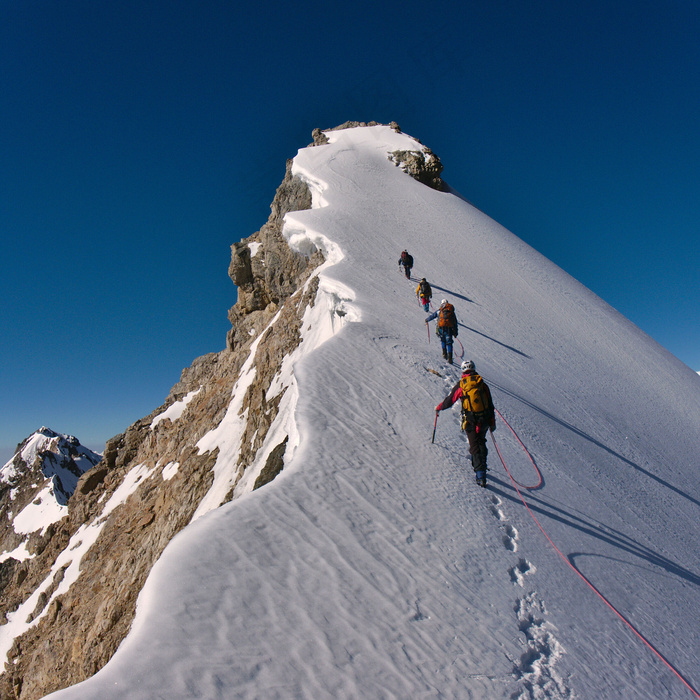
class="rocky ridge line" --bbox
[0,122,444,699]
[0,153,321,700]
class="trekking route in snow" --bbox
[512,592,573,700]
[486,493,570,699]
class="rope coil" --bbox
[491,407,542,489]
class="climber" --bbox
[426,299,458,363]
[398,250,413,279]
[435,360,496,487]
[416,278,432,311]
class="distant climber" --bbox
[416,278,432,311]
[435,360,496,487]
[426,299,458,363]
[398,250,413,279]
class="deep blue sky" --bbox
[2,0,699,460]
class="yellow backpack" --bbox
[460,373,490,415]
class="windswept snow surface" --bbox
[48,127,700,699]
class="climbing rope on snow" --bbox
[490,413,700,698]
[490,408,542,489]
[455,337,464,360]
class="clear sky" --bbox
[2,0,698,461]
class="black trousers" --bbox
[464,420,489,471]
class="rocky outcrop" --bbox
[389,148,445,191]
[254,436,289,490]
[227,158,323,352]
[0,137,326,699]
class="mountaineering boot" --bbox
[448,352,453,364]
[475,470,487,487]
[442,349,448,359]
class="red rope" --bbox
[490,415,700,698]
[492,408,542,489]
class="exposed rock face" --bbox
[0,121,444,699]
[0,145,324,700]
[389,148,445,191]
[226,157,322,352]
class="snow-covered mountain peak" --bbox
[4,124,699,699]
[1,427,101,541]
[2,427,100,489]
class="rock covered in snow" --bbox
[388,147,446,191]
[1,428,102,507]
[0,428,101,646]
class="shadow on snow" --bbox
[486,476,700,588]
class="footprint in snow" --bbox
[509,558,536,587]
[502,524,518,552]
[512,592,572,698]
[486,495,517,550]
[489,503,505,521]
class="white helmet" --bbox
[461,360,475,372]
[440,299,447,306]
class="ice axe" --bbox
[431,409,439,443]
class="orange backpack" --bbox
[438,303,455,328]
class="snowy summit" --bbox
[1,427,101,561]
[6,124,700,699]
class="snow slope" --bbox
[48,126,700,699]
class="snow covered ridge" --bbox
[9,123,700,699]
[190,164,360,519]
[0,125,363,696]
